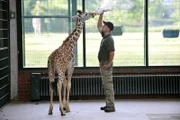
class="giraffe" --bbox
[48,10,95,116]
[32,0,41,36]
[32,12,41,36]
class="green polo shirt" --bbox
[98,34,115,62]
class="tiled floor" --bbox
[0,99,180,120]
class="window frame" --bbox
[17,0,180,70]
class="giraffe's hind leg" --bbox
[66,60,74,112]
[66,80,71,112]
[57,81,66,116]
[63,79,68,112]
[48,61,55,115]
[48,81,54,115]
[57,72,66,116]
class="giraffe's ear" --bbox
[72,15,78,20]
[72,10,82,20]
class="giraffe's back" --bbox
[48,47,74,73]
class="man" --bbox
[97,11,115,112]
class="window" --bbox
[148,0,180,66]
[22,0,70,68]
[85,0,145,66]
[21,0,180,68]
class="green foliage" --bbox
[149,1,165,19]
[22,0,180,33]
[170,4,180,24]
[23,0,69,33]
[24,0,36,16]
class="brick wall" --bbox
[18,70,47,101]
[18,67,180,101]
[18,71,30,101]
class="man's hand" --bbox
[100,10,104,15]
[102,63,111,70]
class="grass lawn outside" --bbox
[24,32,180,68]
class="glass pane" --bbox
[24,0,68,16]
[75,34,83,67]
[149,0,180,66]
[74,0,83,67]
[23,18,69,68]
[77,0,82,10]
[85,0,145,66]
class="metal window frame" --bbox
[17,0,180,70]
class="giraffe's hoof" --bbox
[48,111,53,115]
[63,107,66,111]
[66,110,70,113]
[61,113,66,116]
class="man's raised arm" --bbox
[97,12,104,32]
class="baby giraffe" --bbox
[48,10,95,116]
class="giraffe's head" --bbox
[72,10,95,23]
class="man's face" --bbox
[102,24,109,32]
[101,24,110,37]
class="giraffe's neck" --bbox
[61,23,83,51]
[71,24,83,45]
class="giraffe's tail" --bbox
[49,76,58,90]
[50,81,56,90]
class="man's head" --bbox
[101,21,114,37]
[103,21,114,31]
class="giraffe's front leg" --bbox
[57,81,66,116]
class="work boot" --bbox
[100,106,107,110]
[104,107,115,112]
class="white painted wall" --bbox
[9,0,18,100]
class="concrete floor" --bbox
[0,99,180,120]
